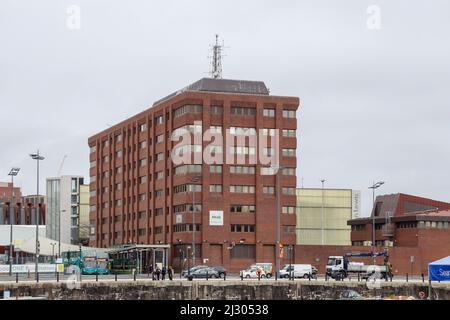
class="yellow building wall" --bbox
[296,188,352,245]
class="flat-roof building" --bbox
[88,77,299,271]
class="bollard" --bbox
[358,273,360,282]
[96,273,98,282]
[422,273,425,283]
[406,273,409,282]
[115,273,118,282]
[224,273,226,281]
[325,273,328,281]
[36,272,39,283]
[309,275,311,282]
[206,271,209,281]
[241,273,243,281]
[275,272,277,282]
[16,273,19,283]
[134,271,137,282]
[57,272,59,283]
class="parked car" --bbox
[181,265,208,277]
[240,266,267,279]
[186,267,219,279]
[211,266,227,278]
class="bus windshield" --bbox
[98,259,108,270]
[84,258,97,269]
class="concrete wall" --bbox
[1,280,449,300]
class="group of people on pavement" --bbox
[148,265,174,280]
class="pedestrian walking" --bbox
[161,267,167,280]
[155,266,161,280]
[149,265,154,279]
[168,266,173,281]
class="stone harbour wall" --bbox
[1,280,450,300]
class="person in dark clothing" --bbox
[161,267,167,280]
[168,266,173,281]
[155,266,161,280]
[149,265,154,279]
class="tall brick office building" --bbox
[88,78,300,271]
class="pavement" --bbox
[0,273,432,284]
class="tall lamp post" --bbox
[30,150,45,280]
[8,167,20,276]
[59,209,66,258]
[369,181,385,264]
[187,246,191,277]
[50,242,56,263]
[273,164,286,280]
[191,175,201,267]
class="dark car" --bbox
[181,265,208,277]
[187,267,220,279]
[211,266,227,278]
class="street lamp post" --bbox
[191,176,201,267]
[320,179,326,245]
[187,246,191,277]
[273,165,286,280]
[289,245,293,280]
[369,181,385,264]
[8,167,20,276]
[50,243,56,263]
[30,151,45,280]
[272,162,292,280]
[59,210,66,258]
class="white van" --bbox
[279,264,313,279]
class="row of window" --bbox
[231,224,256,233]
[90,105,297,154]
[173,105,202,118]
[99,223,294,240]
[94,204,294,222]
[91,143,296,170]
[96,184,296,208]
[353,221,450,231]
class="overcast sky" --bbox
[1,0,449,216]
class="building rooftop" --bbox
[153,77,269,106]
[417,209,450,218]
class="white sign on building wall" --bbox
[209,210,223,226]
[352,190,362,219]
[175,214,183,224]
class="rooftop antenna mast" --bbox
[210,34,223,79]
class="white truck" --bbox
[279,264,315,279]
[326,251,393,280]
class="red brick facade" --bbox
[348,193,450,246]
[0,182,21,204]
[88,79,299,272]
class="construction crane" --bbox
[57,155,68,176]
